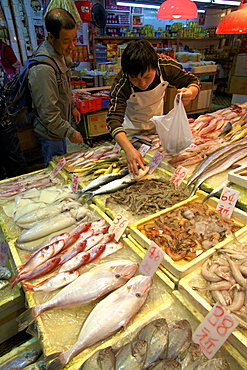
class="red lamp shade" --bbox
[216,0,247,34]
[157,0,198,20]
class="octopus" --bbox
[138,202,241,262]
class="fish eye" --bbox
[136,293,142,298]
[115,274,121,278]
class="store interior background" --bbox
[0,0,246,168]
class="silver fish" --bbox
[136,318,169,369]
[79,347,116,370]
[16,208,91,243]
[197,358,230,370]
[181,342,207,370]
[201,180,232,204]
[79,169,128,193]
[17,260,139,331]
[46,275,152,369]
[146,359,182,369]
[0,266,11,280]
[22,360,46,370]
[0,349,42,370]
[166,320,192,361]
[115,339,148,370]
[85,167,150,199]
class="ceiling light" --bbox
[195,0,240,4]
[157,0,198,19]
[216,0,247,34]
[116,2,160,9]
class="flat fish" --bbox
[17,260,139,331]
[79,347,116,370]
[115,339,148,370]
[166,320,192,361]
[0,266,11,280]
[181,342,207,370]
[0,349,42,370]
[146,359,182,369]
[46,275,152,370]
[197,358,230,370]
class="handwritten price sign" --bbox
[0,239,9,266]
[71,174,79,193]
[148,152,165,174]
[139,242,165,276]
[109,213,129,241]
[139,144,150,157]
[216,187,239,219]
[51,158,66,178]
[193,304,238,359]
[170,165,188,187]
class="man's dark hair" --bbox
[45,8,76,39]
[121,40,159,78]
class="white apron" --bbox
[123,72,168,137]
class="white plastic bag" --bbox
[151,92,193,154]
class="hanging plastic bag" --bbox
[151,92,193,154]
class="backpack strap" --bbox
[30,55,62,83]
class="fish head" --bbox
[127,275,152,298]
[111,261,139,281]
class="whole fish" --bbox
[23,270,80,292]
[96,241,124,260]
[16,208,91,244]
[0,349,42,370]
[146,359,182,369]
[58,251,91,272]
[136,318,169,369]
[79,347,116,370]
[166,320,192,361]
[0,280,9,290]
[17,260,139,331]
[181,342,207,370]
[0,266,11,280]
[46,275,152,370]
[22,360,46,370]
[197,358,230,370]
[115,339,148,370]
[85,167,150,199]
[79,168,129,193]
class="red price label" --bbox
[170,165,188,186]
[193,304,238,359]
[52,158,66,178]
[216,187,239,219]
[0,239,8,266]
[71,174,79,192]
[139,242,165,276]
[148,152,165,174]
[139,144,150,157]
[108,213,129,241]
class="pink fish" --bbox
[23,271,80,292]
[57,241,87,266]
[84,233,104,251]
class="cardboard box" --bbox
[86,110,108,137]
[234,54,247,76]
[229,76,247,95]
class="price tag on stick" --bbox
[51,157,66,178]
[139,242,165,276]
[71,174,79,193]
[170,165,188,187]
[0,239,9,266]
[193,303,239,359]
[216,187,239,219]
[109,213,129,241]
[148,152,165,174]
[139,144,150,157]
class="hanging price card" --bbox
[148,152,165,174]
[113,143,121,153]
[216,187,240,219]
[139,144,150,157]
[108,213,129,241]
[193,303,238,359]
[0,238,8,266]
[71,174,79,192]
[51,157,66,178]
[170,165,188,186]
[139,241,165,276]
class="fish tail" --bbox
[22,282,35,291]
[17,307,36,331]
[46,355,64,370]
[85,192,94,201]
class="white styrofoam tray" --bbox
[228,164,247,188]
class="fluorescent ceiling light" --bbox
[198,9,206,12]
[196,0,240,4]
[117,2,160,8]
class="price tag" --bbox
[193,303,239,359]
[148,152,165,174]
[71,174,79,192]
[216,187,240,219]
[139,144,150,157]
[0,239,9,266]
[113,143,121,153]
[51,157,66,178]
[187,143,197,149]
[139,241,165,276]
[108,213,129,241]
[170,165,188,186]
